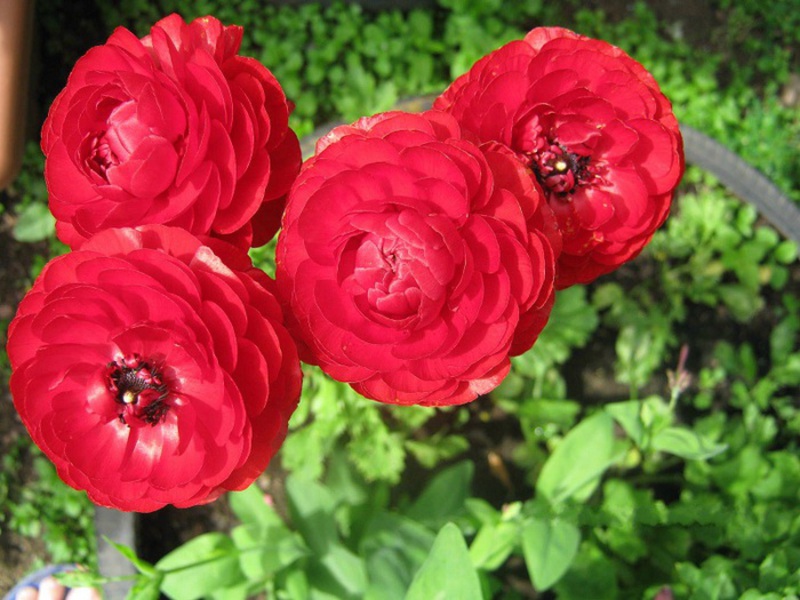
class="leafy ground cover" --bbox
[1,0,798,597]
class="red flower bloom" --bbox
[42,14,301,250]
[435,27,684,287]
[276,111,556,406]
[7,226,302,512]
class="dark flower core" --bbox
[530,141,592,196]
[84,133,119,179]
[106,354,170,426]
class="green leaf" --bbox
[536,411,617,505]
[231,523,307,580]
[156,532,246,600]
[286,475,338,555]
[615,323,669,391]
[605,400,647,447]
[521,517,581,591]
[651,426,728,460]
[306,544,369,599]
[773,240,797,264]
[554,542,618,600]
[405,523,483,600]
[524,286,599,367]
[285,474,368,598]
[469,520,519,570]
[126,572,164,600]
[605,397,673,449]
[12,201,55,242]
[283,570,310,600]
[405,461,473,527]
[107,538,156,576]
[229,486,282,528]
[210,581,249,600]
[362,514,437,600]
[719,283,763,321]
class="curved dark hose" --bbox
[680,124,800,245]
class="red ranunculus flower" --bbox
[435,27,684,288]
[276,110,556,406]
[42,14,301,250]
[7,226,302,512]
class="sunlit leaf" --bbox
[405,523,483,600]
[536,411,616,505]
[521,517,581,591]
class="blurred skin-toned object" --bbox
[0,0,33,189]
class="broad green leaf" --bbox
[210,581,249,600]
[405,523,483,600]
[126,572,164,600]
[521,517,581,591]
[605,400,646,447]
[651,427,728,460]
[156,532,246,600]
[773,240,797,264]
[285,474,367,598]
[469,520,519,570]
[536,411,616,505]
[365,547,417,600]
[286,475,338,555]
[231,523,307,580]
[406,461,473,527]
[326,549,369,596]
[283,569,311,600]
[362,513,437,600]
[306,545,368,600]
[465,498,502,527]
[12,201,55,242]
[228,486,281,528]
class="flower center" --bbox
[530,142,592,196]
[106,354,170,426]
[84,133,120,180]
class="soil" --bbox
[0,0,797,595]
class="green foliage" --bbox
[282,366,468,484]
[715,0,800,85]
[81,457,476,599]
[1,446,96,569]
[649,168,797,322]
[7,142,54,243]
[521,517,581,592]
[405,523,482,600]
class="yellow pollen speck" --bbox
[555,160,568,172]
[122,390,136,404]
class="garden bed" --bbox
[1,0,799,598]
